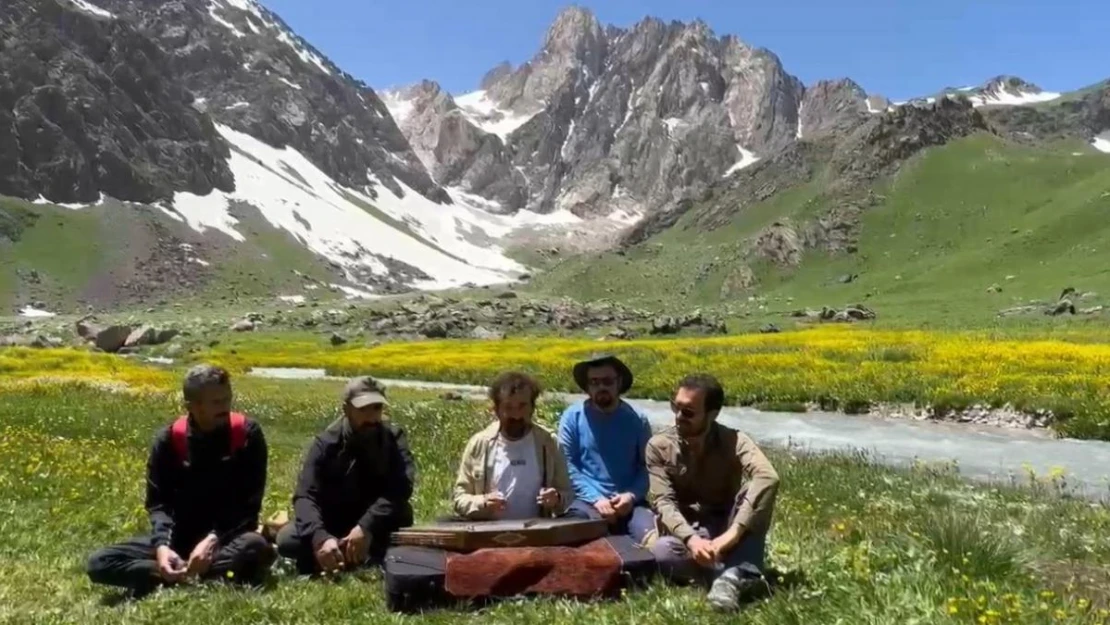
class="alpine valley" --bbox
[2,0,1109,327]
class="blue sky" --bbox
[261,0,1105,102]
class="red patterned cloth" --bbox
[444,538,624,599]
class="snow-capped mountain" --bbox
[2,0,580,296]
[382,7,807,222]
[2,0,1108,309]
[382,8,1108,224]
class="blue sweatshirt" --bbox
[556,399,652,504]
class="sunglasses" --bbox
[669,401,699,419]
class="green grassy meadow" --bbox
[529,134,1110,330]
[1,377,1108,624]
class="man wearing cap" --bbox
[556,353,655,545]
[276,376,416,575]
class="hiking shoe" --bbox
[707,567,764,611]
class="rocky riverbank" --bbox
[866,402,1056,431]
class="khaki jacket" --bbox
[646,421,780,543]
[451,420,575,520]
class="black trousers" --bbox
[86,532,275,593]
[276,502,413,575]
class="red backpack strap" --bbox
[170,416,190,464]
[170,414,247,464]
[228,412,247,454]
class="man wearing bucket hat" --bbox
[556,353,655,544]
[276,376,416,575]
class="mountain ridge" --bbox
[2,0,1109,318]
[385,5,1109,226]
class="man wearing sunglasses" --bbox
[645,373,780,612]
[556,353,655,545]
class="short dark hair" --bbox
[676,373,725,414]
[183,364,231,402]
[489,371,542,407]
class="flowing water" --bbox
[247,368,1110,502]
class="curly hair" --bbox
[488,371,542,408]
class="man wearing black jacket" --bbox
[86,365,274,596]
[276,376,415,575]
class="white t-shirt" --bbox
[490,431,543,519]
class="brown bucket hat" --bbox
[572,352,634,394]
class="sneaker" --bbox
[706,567,765,611]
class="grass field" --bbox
[1,373,1109,625]
[189,324,1110,440]
[528,134,1110,329]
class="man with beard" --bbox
[451,371,574,520]
[86,365,274,597]
[556,353,655,544]
[276,376,415,575]
[645,373,780,612]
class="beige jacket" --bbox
[451,420,575,520]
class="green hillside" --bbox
[528,133,1110,328]
[0,196,347,314]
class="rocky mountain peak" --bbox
[479,62,514,90]
[983,75,1041,94]
[799,78,871,141]
[485,5,606,113]
[541,5,604,58]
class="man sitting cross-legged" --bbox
[276,376,415,575]
[86,365,275,597]
[451,371,574,520]
[646,373,781,612]
[556,353,655,544]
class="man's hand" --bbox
[710,526,741,558]
[610,492,635,517]
[592,497,617,521]
[483,492,507,516]
[536,487,560,512]
[339,525,368,565]
[155,545,187,583]
[687,535,717,568]
[184,533,219,579]
[315,537,345,574]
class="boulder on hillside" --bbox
[94,325,133,353]
[1046,299,1075,316]
[125,325,178,348]
[230,319,255,332]
[470,326,505,340]
[76,317,99,338]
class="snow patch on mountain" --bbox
[724,146,760,177]
[969,87,1060,107]
[1093,135,1110,153]
[446,188,583,237]
[207,2,246,38]
[167,124,528,290]
[380,91,416,125]
[68,0,114,18]
[33,193,108,211]
[208,0,332,75]
[19,305,57,318]
[454,90,540,140]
